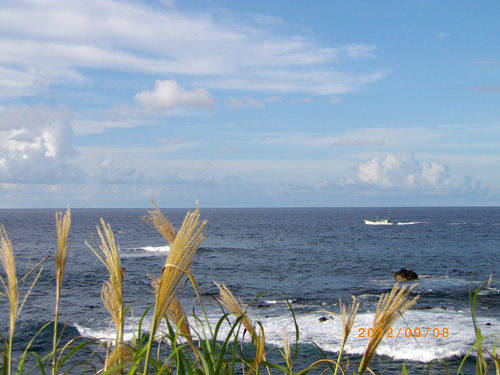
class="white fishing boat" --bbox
[364,208,393,225]
[363,218,393,225]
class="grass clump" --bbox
[2,201,499,375]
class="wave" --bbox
[270,308,497,362]
[73,303,500,364]
[74,315,163,344]
[138,246,170,252]
[123,245,170,254]
[397,221,425,225]
[120,245,170,258]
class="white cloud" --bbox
[357,153,452,190]
[0,0,385,97]
[134,80,215,110]
[421,161,452,188]
[206,69,387,95]
[340,44,377,59]
[0,65,84,99]
[0,105,86,183]
[72,119,136,135]
[93,157,138,184]
[460,175,489,195]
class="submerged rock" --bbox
[395,268,419,281]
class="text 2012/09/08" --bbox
[358,327,449,338]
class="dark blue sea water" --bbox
[1,207,500,374]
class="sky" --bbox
[1,0,499,208]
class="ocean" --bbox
[1,207,499,374]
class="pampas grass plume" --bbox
[0,226,43,375]
[142,199,176,244]
[143,204,206,375]
[150,206,206,332]
[86,219,124,345]
[53,207,71,374]
[0,226,19,337]
[215,282,254,336]
[358,283,419,375]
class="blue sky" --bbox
[1,0,499,208]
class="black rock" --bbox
[395,268,419,281]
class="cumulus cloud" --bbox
[357,153,452,190]
[134,80,215,110]
[0,105,86,183]
[460,175,489,195]
[93,157,138,184]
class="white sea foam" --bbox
[74,303,500,363]
[397,221,425,225]
[263,299,283,305]
[122,245,170,257]
[139,246,170,252]
[74,315,168,345]
[74,322,137,343]
[251,307,500,363]
[122,246,170,258]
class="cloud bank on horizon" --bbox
[0,0,499,208]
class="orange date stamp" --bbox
[358,327,449,338]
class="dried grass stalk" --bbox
[340,296,359,343]
[1,225,43,375]
[144,206,206,375]
[142,199,176,244]
[53,207,71,374]
[150,206,206,332]
[215,282,254,336]
[358,283,419,375]
[86,219,124,344]
[55,207,71,287]
[283,328,292,371]
[102,280,122,334]
[0,226,19,338]
[334,296,359,375]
